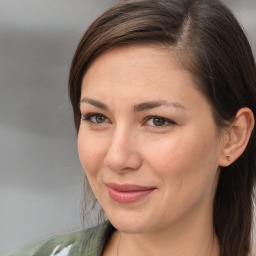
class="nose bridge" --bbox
[104,123,141,172]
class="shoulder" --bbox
[9,221,115,256]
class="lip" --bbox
[106,183,156,204]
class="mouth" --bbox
[106,183,156,204]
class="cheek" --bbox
[144,132,220,221]
[143,128,219,190]
[77,131,107,177]
[143,134,195,174]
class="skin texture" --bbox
[77,45,228,256]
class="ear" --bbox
[218,107,255,167]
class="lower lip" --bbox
[107,187,155,204]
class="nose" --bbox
[104,126,142,173]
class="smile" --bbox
[106,183,156,204]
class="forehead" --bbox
[81,45,209,110]
[83,45,190,87]
[85,45,186,84]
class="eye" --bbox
[82,113,109,124]
[145,116,176,127]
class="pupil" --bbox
[96,115,105,123]
[153,117,165,126]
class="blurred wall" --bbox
[0,0,255,255]
[0,1,117,254]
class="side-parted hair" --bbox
[68,0,256,255]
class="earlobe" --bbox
[218,107,255,167]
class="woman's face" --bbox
[78,45,225,234]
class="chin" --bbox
[111,220,148,234]
[107,210,154,234]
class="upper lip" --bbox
[106,182,156,192]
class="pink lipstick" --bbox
[106,183,156,203]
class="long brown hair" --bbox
[68,0,256,255]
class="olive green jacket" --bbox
[9,222,114,256]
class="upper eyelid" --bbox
[80,108,108,117]
[144,115,175,123]
[82,113,108,119]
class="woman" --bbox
[11,0,256,255]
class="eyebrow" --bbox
[133,100,186,112]
[80,98,187,112]
[80,97,108,110]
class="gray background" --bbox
[0,0,255,255]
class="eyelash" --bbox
[82,113,109,125]
[144,116,176,127]
[81,113,176,127]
